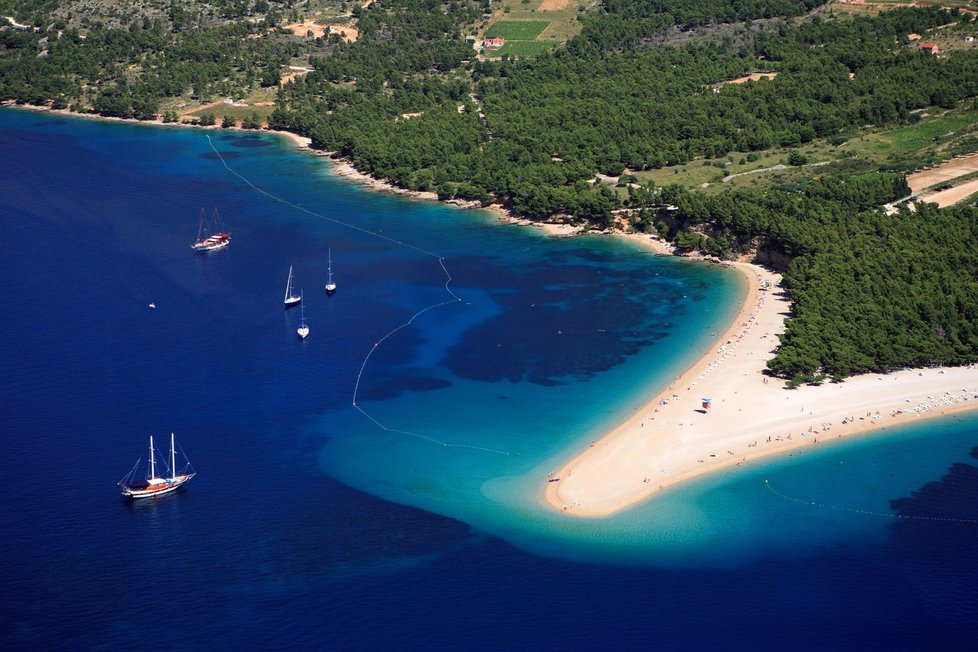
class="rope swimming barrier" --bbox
[206,135,442,258]
[207,135,512,456]
[763,479,978,524]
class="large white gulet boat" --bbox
[119,433,195,499]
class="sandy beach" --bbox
[545,258,978,516]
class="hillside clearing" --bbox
[907,151,978,191]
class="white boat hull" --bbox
[284,296,301,307]
[325,248,336,294]
[121,474,194,499]
[191,234,231,252]
[191,243,229,252]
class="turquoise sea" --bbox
[1,107,976,648]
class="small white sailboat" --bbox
[284,265,301,307]
[297,291,310,339]
[324,249,336,295]
[119,433,195,499]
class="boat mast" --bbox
[197,209,207,241]
[285,265,293,302]
[170,432,176,481]
[149,435,156,480]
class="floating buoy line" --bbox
[763,479,978,524]
[208,135,514,456]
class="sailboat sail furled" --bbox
[119,433,196,499]
[324,248,336,295]
[191,208,231,252]
[297,290,310,339]
[284,265,301,307]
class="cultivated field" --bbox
[496,41,557,57]
[919,178,978,206]
[908,150,978,205]
[479,0,590,57]
[864,114,977,154]
[485,20,550,40]
[907,151,978,191]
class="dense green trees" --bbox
[772,202,978,382]
[649,175,978,381]
[267,4,978,211]
[0,7,315,113]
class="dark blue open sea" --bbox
[2,108,977,650]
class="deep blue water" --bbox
[1,108,977,649]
